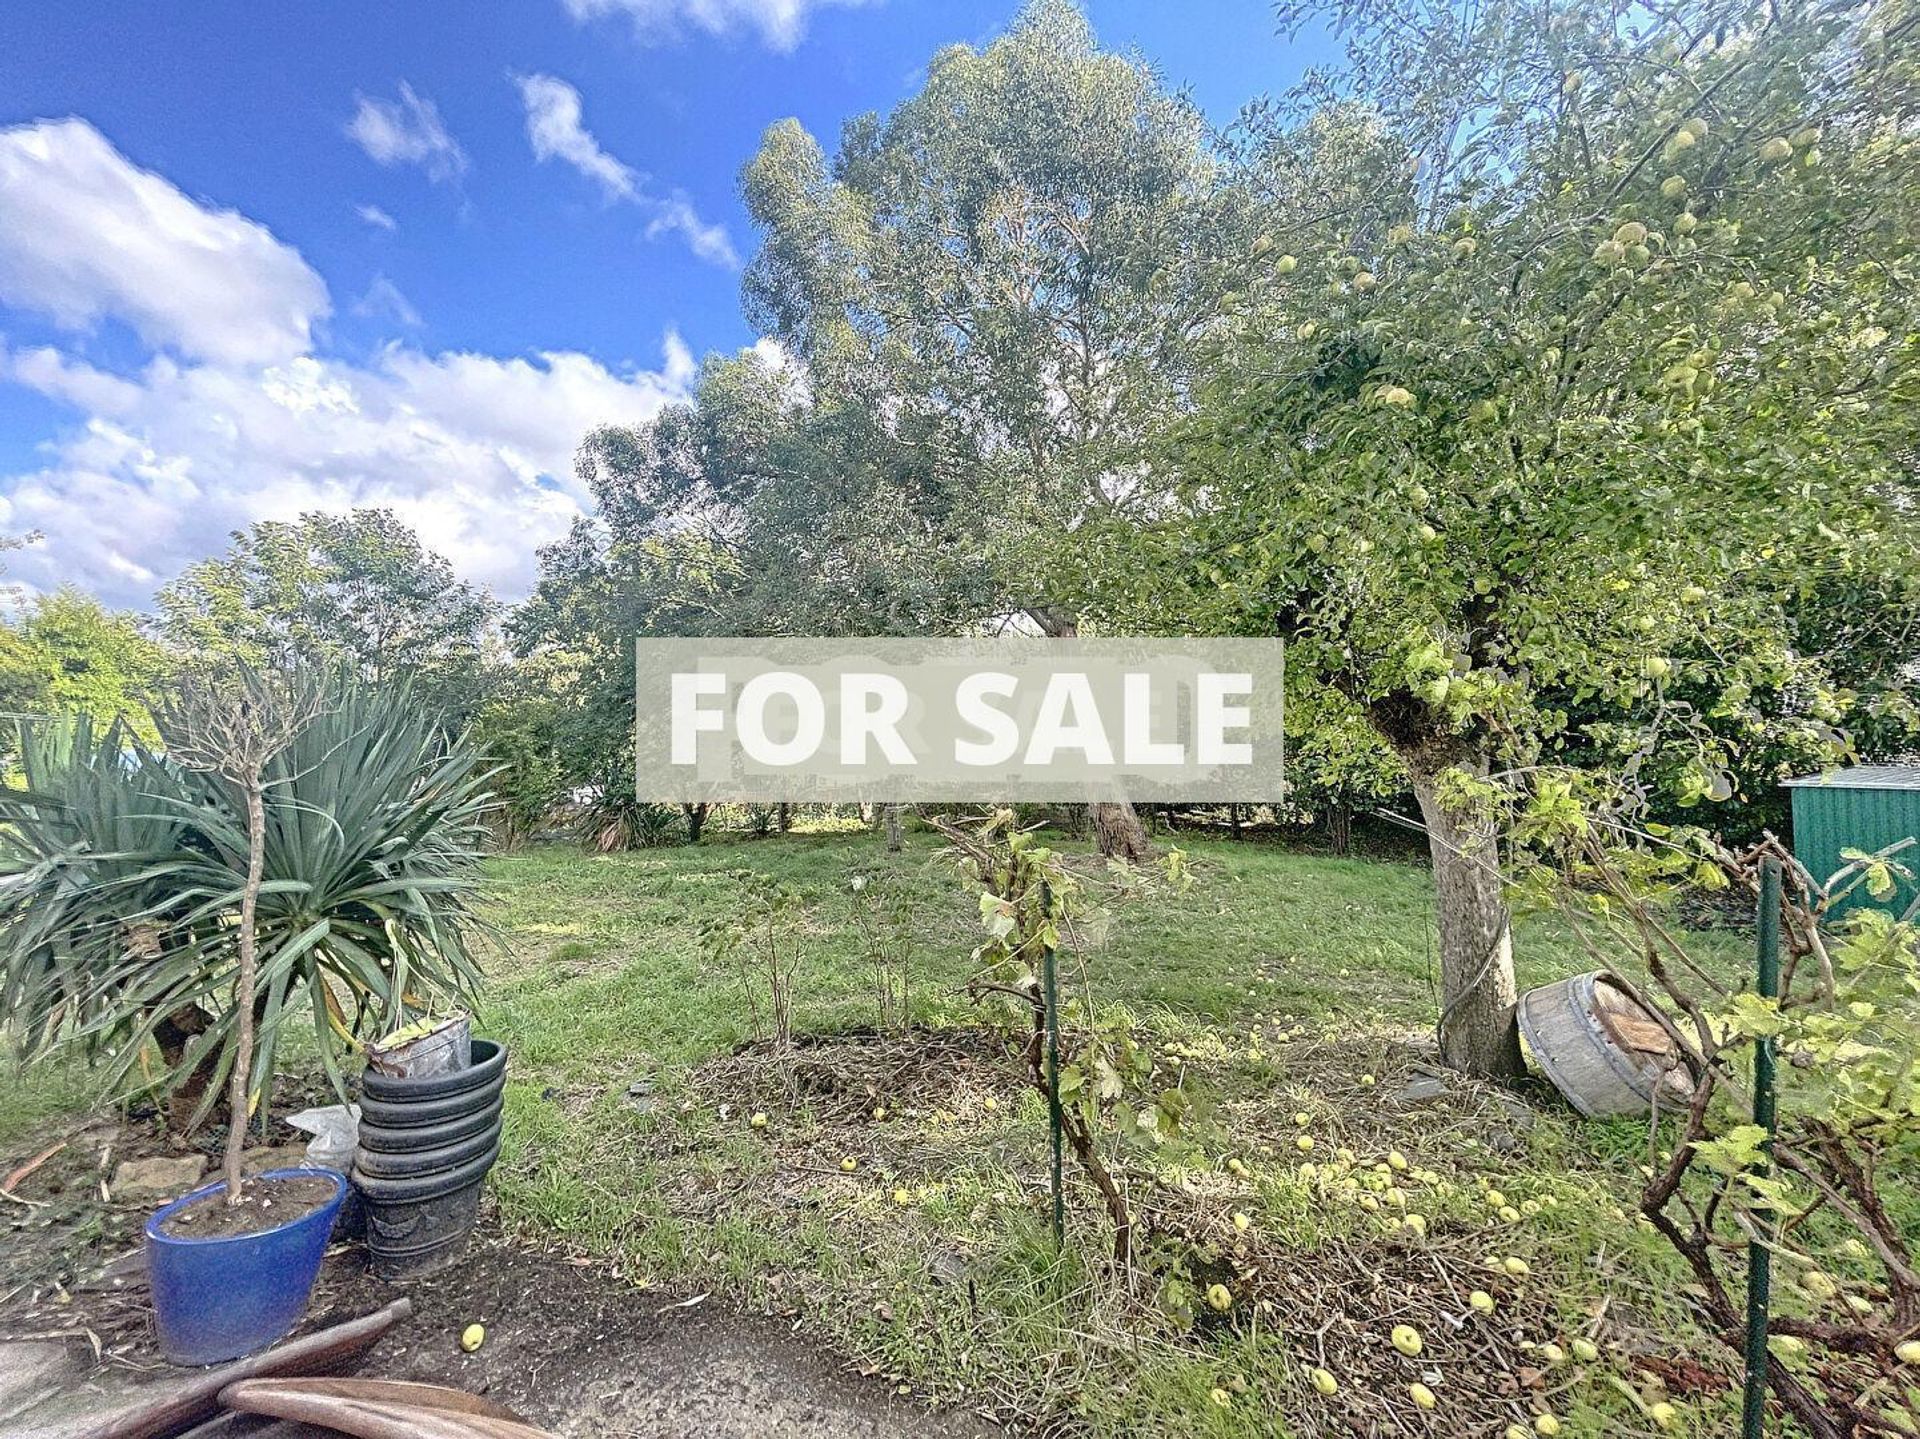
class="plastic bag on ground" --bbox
[286,1103,361,1171]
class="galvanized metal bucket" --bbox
[1517,972,1695,1118]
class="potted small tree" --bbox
[141,664,347,1365]
[0,664,497,1364]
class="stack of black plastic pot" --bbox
[351,1039,507,1278]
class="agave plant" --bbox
[0,670,497,1134]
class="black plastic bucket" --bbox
[356,1077,504,1131]
[361,1039,506,1103]
[351,1040,506,1279]
[352,1136,501,1278]
[355,1094,504,1155]
[353,1119,501,1179]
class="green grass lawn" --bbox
[469,828,1758,1438]
[2,823,1792,1436]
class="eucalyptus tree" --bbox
[514,347,999,831]
[737,0,1263,860]
[1087,0,1920,1074]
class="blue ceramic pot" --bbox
[144,1167,346,1366]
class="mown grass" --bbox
[474,828,1758,1437]
[0,824,1782,1434]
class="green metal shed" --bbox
[1784,765,1920,917]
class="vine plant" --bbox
[1514,783,1920,1439]
[938,810,1193,1265]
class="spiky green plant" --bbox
[0,714,201,1074]
[0,673,497,1132]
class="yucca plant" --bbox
[0,669,497,1185]
[0,714,214,1123]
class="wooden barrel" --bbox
[1517,972,1695,1118]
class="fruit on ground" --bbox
[1391,1324,1423,1357]
[1410,1383,1437,1410]
[1311,1367,1339,1396]
[750,1112,768,1128]
[1207,1283,1234,1312]
[1469,1290,1496,1315]
[460,1324,485,1353]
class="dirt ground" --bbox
[297,1231,1005,1438]
[0,1106,1003,1439]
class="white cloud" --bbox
[513,74,739,268]
[559,0,872,52]
[1,339,693,606]
[0,123,693,606]
[0,119,329,366]
[514,73,640,202]
[356,203,398,231]
[0,342,146,414]
[748,336,792,372]
[352,275,423,329]
[646,193,741,268]
[345,84,468,184]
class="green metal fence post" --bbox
[1742,855,1782,1439]
[1040,878,1065,1249]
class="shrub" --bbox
[0,671,496,1132]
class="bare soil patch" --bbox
[156,1174,337,1240]
[1,1103,1004,1439]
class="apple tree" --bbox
[1083,0,1920,1075]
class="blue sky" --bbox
[0,0,1331,606]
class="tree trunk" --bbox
[776,802,791,834]
[884,804,905,852]
[154,1003,218,1135]
[1026,609,1155,864]
[1326,802,1353,857]
[1407,759,1524,1080]
[1091,801,1154,865]
[682,802,708,844]
[225,781,267,1204]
